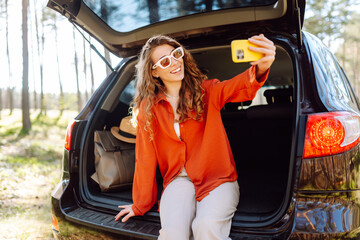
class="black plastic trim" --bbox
[64,206,159,239]
[47,0,81,18]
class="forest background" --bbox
[0,0,359,130]
[0,0,359,239]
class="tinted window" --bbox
[338,65,360,111]
[119,79,136,105]
[83,0,277,32]
[305,32,359,112]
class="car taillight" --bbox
[303,111,360,159]
[65,120,76,151]
[52,214,60,232]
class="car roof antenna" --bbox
[72,22,114,72]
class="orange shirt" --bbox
[132,65,269,216]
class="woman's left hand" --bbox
[248,34,276,78]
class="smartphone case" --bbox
[231,40,264,63]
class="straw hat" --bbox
[111,116,136,144]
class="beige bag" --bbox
[91,130,135,192]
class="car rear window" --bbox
[83,0,278,32]
[305,32,360,112]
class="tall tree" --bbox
[89,38,95,95]
[53,12,64,115]
[29,0,37,110]
[5,0,14,115]
[73,27,82,112]
[22,0,31,131]
[147,0,159,23]
[83,37,88,102]
[43,8,65,115]
[34,0,46,115]
[100,1,112,75]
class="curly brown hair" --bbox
[131,35,207,139]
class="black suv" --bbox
[48,0,360,239]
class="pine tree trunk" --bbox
[89,39,95,95]
[8,88,14,115]
[147,0,159,23]
[40,20,45,115]
[83,37,88,101]
[22,0,31,131]
[33,0,45,115]
[73,28,82,112]
[54,16,64,116]
[5,0,13,115]
[29,0,37,111]
[100,2,112,76]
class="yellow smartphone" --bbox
[231,40,264,63]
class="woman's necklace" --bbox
[163,91,179,99]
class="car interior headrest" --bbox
[264,87,293,104]
[223,101,252,111]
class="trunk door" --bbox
[47,0,305,57]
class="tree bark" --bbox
[22,0,31,131]
[29,0,38,111]
[100,1,112,75]
[32,0,45,115]
[89,38,95,95]
[40,18,45,115]
[147,0,159,23]
[73,28,82,112]
[5,0,14,115]
[54,16,64,116]
[83,37,88,101]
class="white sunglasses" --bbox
[152,47,184,70]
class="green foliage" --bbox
[334,12,360,96]
[304,0,360,98]
[304,0,357,48]
[0,110,76,239]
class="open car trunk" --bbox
[82,41,295,228]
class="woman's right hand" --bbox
[115,204,135,222]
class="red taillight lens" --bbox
[303,111,360,159]
[64,120,76,151]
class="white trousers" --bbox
[158,169,240,240]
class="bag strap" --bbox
[94,130,135,151]
[94,131,117,151]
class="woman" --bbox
[115,34,276,239]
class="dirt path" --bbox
[0,110,77,239]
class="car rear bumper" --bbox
[51,180,360,239]
[51,180,157,239]
[289,192,360,239]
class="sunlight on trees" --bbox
[0,0,359,129]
